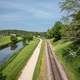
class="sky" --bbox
[0,0,63,32]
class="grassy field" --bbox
[3,38,39,80]
[0,36,11,47]
[51,39,80,80]
[32,40,45,80]
[0,36,22,48]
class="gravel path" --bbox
[46,41,68,80]
[18,39,42,80]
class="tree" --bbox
[10,34,17,44]
[35,32,40,37]
[72,11,80,21]
[60,0,80,41]
[46,29,53,38]
[22,34,33,45]
[52,21,63,41]
[61,16,71,25]
[46,21,63,41]
[60,0,80,24]
[60,0,80,13]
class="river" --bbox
[0,41,24,64]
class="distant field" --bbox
[0,36,22,48]
[3,38,39,80]
[51,40,80,80]
[0,36,11,46]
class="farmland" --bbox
[0,36,11,47]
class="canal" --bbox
[0,41,24,64]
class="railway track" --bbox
[46,41,67,80]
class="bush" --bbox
[53,32,61,42]
[22,35,33,45]
[10,34,17,44]
[0,68,6,80]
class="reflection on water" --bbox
[0,41,24,64]
[10,43,17,50]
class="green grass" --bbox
[51,39,80,80]
[32,40,45,80]
[3,38,39,80]
[0,36,11,47]
[0,36,22,48]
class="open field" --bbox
[0,36,22,48]
[0,36,11,47]
[51,40,80,80]
[3,38,39,80]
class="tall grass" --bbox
[51,39,80,80]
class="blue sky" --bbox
[0,0,63,32]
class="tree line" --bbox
[46,0,80,74]
[0,30,34,36]
[46,0,80,42]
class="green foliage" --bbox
[59,0,80,41]
[72,11,80,21]
[53,32,61,41]
[0,36,11,49]
[46,21,63,41]
[52,40,80,80]
[52,21,62,41]
[22,34,33,41]
[10,34,17,44]
[0,72,6,80]
[0,36,10,46]
[22,34,33,45]
[3,39,39,80]
[0,68,6,80]
[47,0,80,80]
[60,0,80,13]
[26,35,33,41]
[0,30,34,37]
[35,32,40,37]
[46,29,53,38]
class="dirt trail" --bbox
[18,39,42,80]
[46,41,68,80]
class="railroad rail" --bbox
[46,41,68,80]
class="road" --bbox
[46,41,68,80]
[18,39,42,80]
[18,39,68,80]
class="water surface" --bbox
[0,41,24,64]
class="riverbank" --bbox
[0,36,11,49]
[0,46,24,70]
[3,38,39,80]
[0,36,22,49]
